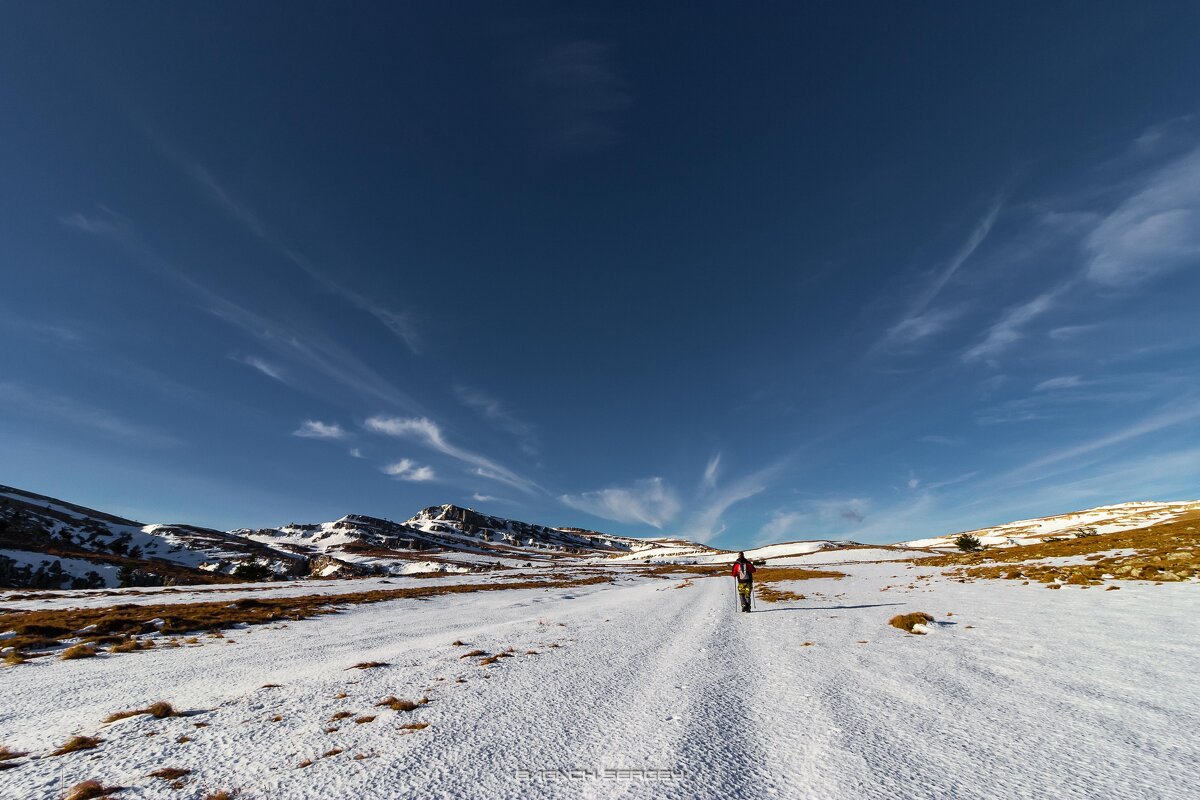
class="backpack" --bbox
[736,561,752,581]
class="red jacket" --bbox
[731,560,755,581]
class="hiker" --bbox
[731,551,755,612]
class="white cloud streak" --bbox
[963,290,1059,362]
[293,420,347,440]
[701,452,721,491]
[1034,375,1083,392]
[364,416,542,495]
[138,124,422,354]
[882,197,1004,347]
[1085,145,1200,286]
[233,354,286,382]
[559,477,681,529]
[383,459,437,482]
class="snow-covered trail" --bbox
[3,564,1199,799]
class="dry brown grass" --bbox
[346,661,389,670]
[375,696,419,712]
[0,574,613,657]
[3,651,26,666]
[51,736,103,756]
[330,711,353,721]
[889,612,935,634]
[104,701,179,724]
[296,759,313,768]
[0,745,28,761]
[203,792,238,800]
[399,722,430,731]
[148,767,190,780]
[322,747,343,758]
[61,644,98,660]
[353,715,376,724]
[451,639,466,646]
[459,649,486,658]
[752,566,845,603]
[64,781,123,800]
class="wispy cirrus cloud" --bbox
[137,123,422,354]
[1085,144,1200,286]
[687,461,785,543]
[560,477,680,529]
[455,385,537,454]
[63,208,419,411]
[293,420,348,440]
[364,415,541,495]
[758,497,869,542]
[383,459,436,482]
[920,434,964,446]
[1034,375,1084,392]
[963,289,1060,362]
[232,354,286,382]
[700,452,721,491]
[880,196,1004,348]
[1005,400,1200,481]
[0,381,180,448]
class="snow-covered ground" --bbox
[2,562,1198,799]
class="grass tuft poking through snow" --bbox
[64,780,122,800]
[459,649,486,658]
[375,696,419,712]
[61,644,97,660]
[104,701,179,724]
[51,736,102,756]
[889,612,936,634]
[148,767,190,780]
[0,746,28,763]
[346,661,388,670]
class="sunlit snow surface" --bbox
[2,561,1197,799]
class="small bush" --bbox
[889,612,935,634]
[51,736,103,756]
[954,534,983,552]
[61,644,98,661]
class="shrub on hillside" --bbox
[954,534,983,552]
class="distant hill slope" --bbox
[900,501,1200,550]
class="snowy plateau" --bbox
[1,486,1198,799]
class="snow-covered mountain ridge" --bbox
[4,482,1198,589]
[0,486,682,588]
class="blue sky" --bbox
[2,3,1199,546]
